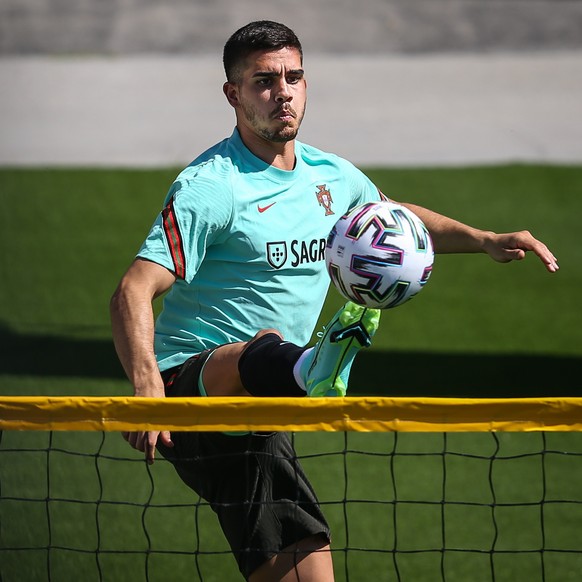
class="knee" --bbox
[248,328,283,344]
[202,330,285,397]
[238,331,305,397]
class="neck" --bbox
[237,126,297,171]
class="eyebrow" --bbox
[251,69,305,79]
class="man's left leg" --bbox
[249,534,334,582]
[202,328,294,396]
[227,301,381,399]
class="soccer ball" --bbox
[325,200,434,309]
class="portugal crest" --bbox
[266,241,287,269]
[316,184,334,216]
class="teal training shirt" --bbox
[138,129,383,371]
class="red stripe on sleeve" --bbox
[162,199,186,279]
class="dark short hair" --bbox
[223,21,303,82]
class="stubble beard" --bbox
[241,101,306,143]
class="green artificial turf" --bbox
[1,164,580,396]
[1,165,581,581]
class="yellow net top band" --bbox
[1,396,582,432]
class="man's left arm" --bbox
[401,202,559,274]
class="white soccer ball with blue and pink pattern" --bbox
[325,200,434,309]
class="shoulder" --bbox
[297,140,365,175]
[297,141,375,189]
[297,140,382,206]
[164,137,239,224]
[180,137,236,189]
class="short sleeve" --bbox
[137,173,233,283]
[342,160,387,209]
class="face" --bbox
[224,47,307,144]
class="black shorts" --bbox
[157,351,331,579]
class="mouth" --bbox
[273,106,296,121]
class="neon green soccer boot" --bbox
[300,301,381,397]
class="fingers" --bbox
[538,250,559,273]
[158,430,174,449]
[494,231,559,273]
[145,431,159,465]
[533,242,559,273]
[122,430,170,464]
[516,231,559,273]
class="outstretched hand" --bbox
[482,230,559,273]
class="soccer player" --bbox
[110,20,558,582]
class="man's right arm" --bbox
[110,258,176,463]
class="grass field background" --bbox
[1,164,581,581]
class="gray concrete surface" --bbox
[2,0,582,55]
[1,2,581,167]
[1,51,580,167]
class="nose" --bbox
[274,79,292,103]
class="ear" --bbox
[223,82,239,108]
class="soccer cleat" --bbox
[300,301,381,397]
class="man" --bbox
[110,21,558,582]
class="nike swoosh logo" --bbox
[258,202,277,213]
